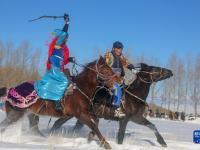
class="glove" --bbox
[127,64,135,70]
[68,57,75,63]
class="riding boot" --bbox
[55,101,63,111]
[114,106,125,118]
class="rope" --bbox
[74,60,117,82]
[76,86,91,101]
[138,68,163,84]
[124,89,149,107]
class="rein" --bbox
[123,69,164,107]
[71,58,117,103]
[124,88,149,107]
[76,85,111,102]
[76,85,91,101]
[74,59,117,84]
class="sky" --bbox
[0,0,200,68]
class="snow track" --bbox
[0,111,199,150]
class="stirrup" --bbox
[55,101,63,111]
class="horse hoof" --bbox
[37,131,46,138]
[29,129,46,138]
[102,142,111,149]
[49,129,56,136]
[88,132,95,142]
[161,143,167,147]
[117,139,123,144]
[157,138,167,147]
[0,128,6,134]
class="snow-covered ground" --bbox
[0,111,199,150]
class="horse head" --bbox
[80,56,122,89]
[95,56,122,88]
[136,63,173,83]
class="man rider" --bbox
[104,41,135,118]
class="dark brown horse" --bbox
[50,63,173,147]
[0,57,121,149]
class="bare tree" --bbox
[176,58,185,112]
[190,54,200,117]
[167,53,178,111]
[183,54,192,113]
[0,40,41,87]
[150,57,159,102]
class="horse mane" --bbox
[80,56,104,74]
[128,79,140,90]
[82,59,97,73]
[134,63,148,70]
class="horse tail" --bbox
[0,87,7,97]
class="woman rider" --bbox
[34,14,74,111]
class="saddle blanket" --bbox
[5,81,39,108]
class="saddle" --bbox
[92,86,114,107]
[91,87,125,121]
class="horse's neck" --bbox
[76,71,97,98]
[128,80,151,101]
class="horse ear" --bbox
[98,55,105,64]
[140,63,148,69]
[99,55,104,60]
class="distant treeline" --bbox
[0,40,41,87]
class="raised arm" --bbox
[62,13,69,32]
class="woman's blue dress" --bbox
[34,49,68,101]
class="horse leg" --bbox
[117,118,129,144]
[88,118,99,142]
[27,113,45,137]
[73,119,84,131]
[0,107,25,133]
[132,116,167,147]
[51,116,72,132]
[78,114,111,149]
[51,118,84,134]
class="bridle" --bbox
[137,68,163,84]
[72,58,119,102]
[75,58,119,86]
[124,67,164,106]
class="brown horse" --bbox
[50,63,173,147]
[0,57,121,149]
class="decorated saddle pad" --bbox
[6,81,38,108]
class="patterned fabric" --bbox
[104,51,129,68]
[6,81,38,108]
